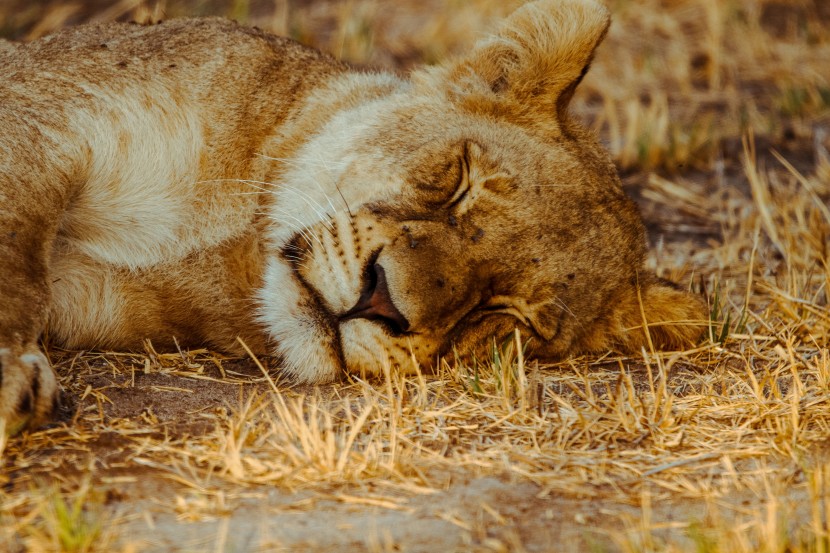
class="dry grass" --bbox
[1,0,829,551]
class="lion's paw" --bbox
[0,347,60,435]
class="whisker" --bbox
[553,296,578,320]
[268,212,324,249]
[254,152,347,220]
[306,150,353,218]
[242,177,336,230]
[274,187,336,230]
[257,153,349,172]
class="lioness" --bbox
[0,0,704,432]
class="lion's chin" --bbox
[339,319,442,378]
[339,321,396,378]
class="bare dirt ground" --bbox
[2,1,830,552]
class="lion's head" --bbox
[258,0,705,383]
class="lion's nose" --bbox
[341,264,410,334]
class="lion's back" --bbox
[3,18,338,88]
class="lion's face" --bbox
[258,0,705,383]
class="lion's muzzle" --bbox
[340,263,410,335]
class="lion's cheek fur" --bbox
[258,256,345,383]
[538,277,707,357]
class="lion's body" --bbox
[1,19,344,352]
[0,1,705,432]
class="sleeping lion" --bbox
[0,0,704,432]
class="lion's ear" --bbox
[421,0,610,129]
[611,277,707,353]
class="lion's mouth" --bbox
[340,249,411,337]
[280,234,411,369]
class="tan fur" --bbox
[0,0,705,432]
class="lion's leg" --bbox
[0,213,63,433]
[0,123,73,433]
